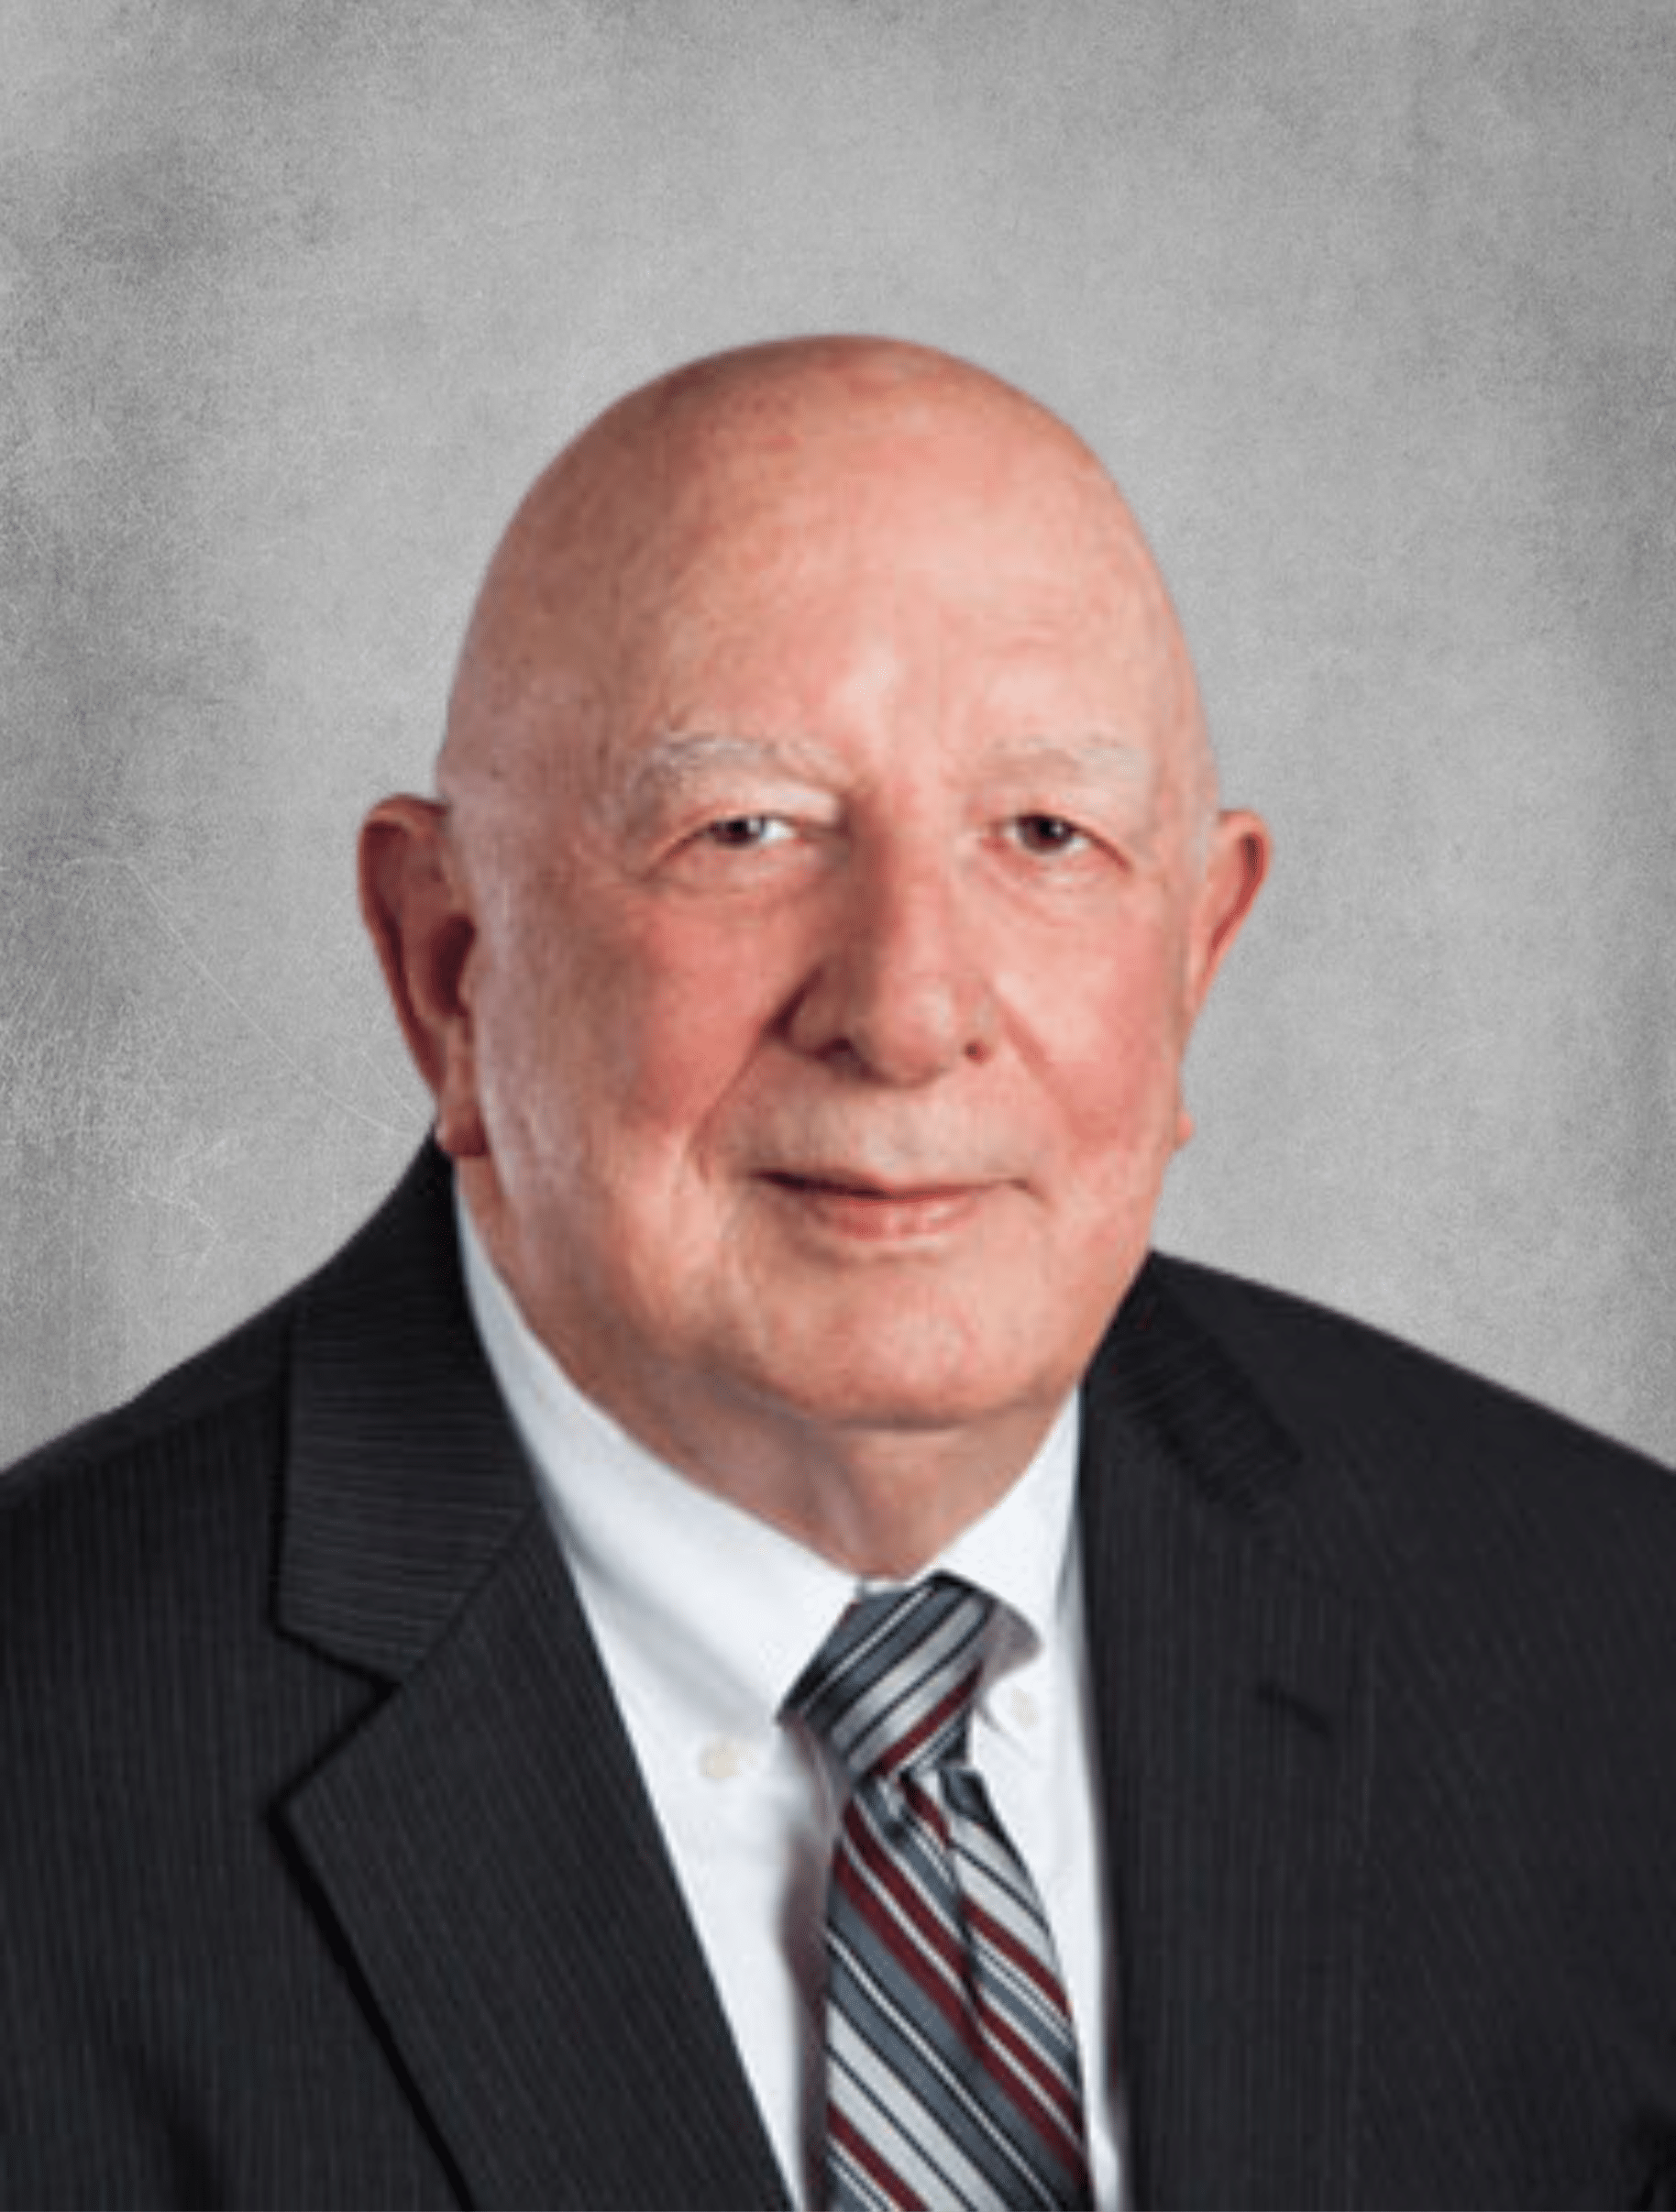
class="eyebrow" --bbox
[608,725,1162,834]
[978,732,1159,795]
[609,731,852,833]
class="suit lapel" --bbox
[273,1149,789,2209]
[1079,1261,1374,2209]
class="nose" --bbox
[786,842,999,1084]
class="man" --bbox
[2,337,1674,2209]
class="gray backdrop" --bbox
[5,1,1673,1469]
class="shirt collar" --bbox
[456,1188,1081,1744]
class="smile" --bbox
[761,1171,998,1243]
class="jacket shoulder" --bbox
[1134,1251,1676,1638]
[1147,1249,1674,1492]
[0,1145,451,1535]
[0,1288,300,1692]
[2,1290,292,1501]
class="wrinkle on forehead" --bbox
[438,336,1216,852]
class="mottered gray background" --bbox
[4,3,1673,1468]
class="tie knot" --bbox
[788,1573,994,1788]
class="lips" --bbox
[759,1167,1002,1242]
[765,1171,986,1203]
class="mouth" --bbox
[759,1169,1000,1242]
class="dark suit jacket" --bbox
[5,1143,1676,2208]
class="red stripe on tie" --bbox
[967,1976,1090,2174]
[967,1891,1080,2010]
[837,1799,1085,2177]
[918,1819,1087,2164]
[829,2103,922,2209]
[875,1665,981,1777]
[964,1973,1097,2159]
[836,1815,976,2044]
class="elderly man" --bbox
[3,339,1674,2211]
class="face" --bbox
[451,402,1260,1477]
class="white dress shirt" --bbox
[458,1196,1123,2206]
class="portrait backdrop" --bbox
[5,1,1673,1468]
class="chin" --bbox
[739,1301,1060,1436]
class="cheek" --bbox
[562,908,795,1147]
[1031,933,1193,1156]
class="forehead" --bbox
[604,413,1182,751]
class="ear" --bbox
[1185,807,1270,1018]
[358,796,487,1158]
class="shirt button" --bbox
[1009,1687,1039,1731]
[700,1737,748,1782]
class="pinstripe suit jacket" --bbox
[5,1142,1676,2207]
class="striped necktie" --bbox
[788,1574,1092,2210]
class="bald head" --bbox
[439,336,1214,850]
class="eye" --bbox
[1007,812,1090,858]
[700,814,794,850]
